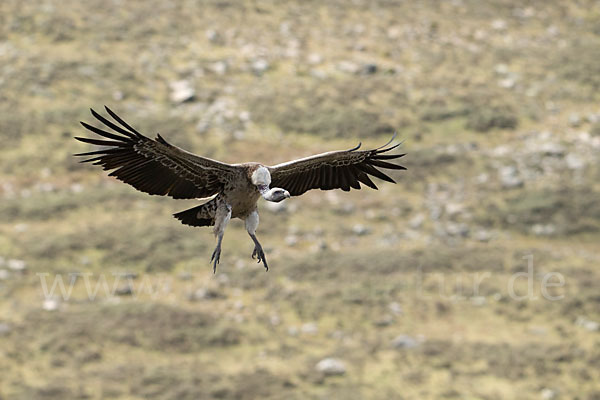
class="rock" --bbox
[205,29,221,43]
[531,224,556,236]
[301,322,318,335]
[565,153,585,170]
[471,296,486,306]
[391,334,419,349]
[251,59,269,75]
[0,322,11,336]
[270,314,281,326]
[0,269,9,280]
[498,77,515,89]
[315,358,346,376]
[115,284,133,296]
[177,271,193,281]
[361,63,378,75]
[42,298,60,311]
[373,315,395,327]
[540,142,565,157]
[210,61,228,75]
[409,214,425,229]
[238,110,251,122]
[491,19,507,31]
[575,316,599,332]
[587,113,600,124]
[285,235,299,246]
[494,63,509,75]
[233,300,244,310]
[192,287,224,300]
[445,222,469,237]
[216,273,230,287]
[473,229,493,242]
[14,223,28,233]
[529,326,547,336]
[498,166,523,188]
[307,53,323,65]
[568,113,581,127]
[540,388,557,400]
[169,80,195,103]
[445,203,464,217]
[352,224,371,236]
[287,326,299,336]
[7,259,26,272]
[337,61,360,74]
[310,240,328,253]
[388,302,403,315]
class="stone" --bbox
[315,358,346,376]
[42,298,60,311]
[498,166,523,188]
[473,229,493,242]
[575,316,599,332]
[169,80,195,103]
[0,269,9,280]
[337,61,360,74]
[409,214,425,229]
[0,322,11,336]
[565,154,584,170]
[531,224,556,236]
[7,259,26,272]
[251,59,269,75]
[361,63,378,75]
[301,322,318,335]
[352,224,371,236]
[491,19,507,30]
[568,113,581,127]
[540,388,557,400]
[540,142,565,157]
[391,334,419,349]
[388,302,403,315]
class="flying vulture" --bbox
[75,107,406,272]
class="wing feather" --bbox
[75,107,239,199]
[269,136,405,196]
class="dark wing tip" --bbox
[348,142,362,152]
[375,132,398,150]
[156,133,170,146]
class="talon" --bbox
[210,245,222,273]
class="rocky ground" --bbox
[1,0,599,399]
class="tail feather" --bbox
[173,199,217,227]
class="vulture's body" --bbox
[75,107,406,272]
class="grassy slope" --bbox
[1,0,599,398]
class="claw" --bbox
[251,245,268,271]
[210,245,221,273]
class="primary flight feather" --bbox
[75,107,406,272]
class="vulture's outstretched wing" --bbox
[75,107,238,199]
[268,135,406,196]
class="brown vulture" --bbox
[75,107,406,272]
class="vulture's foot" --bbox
[210,244,221,273]
[251,244,269,271]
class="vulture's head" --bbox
[263,187,291,202]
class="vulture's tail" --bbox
[173,198,217,227]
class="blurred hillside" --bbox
[1,0,600,399]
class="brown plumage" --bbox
[75,107,406,272]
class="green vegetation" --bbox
[1,0,599,399]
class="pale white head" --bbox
[251,166,272,186]
[252,166,290,202]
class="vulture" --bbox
[75,107,406,272]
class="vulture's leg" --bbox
[210,202,231,273]
[245,210,269,271]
